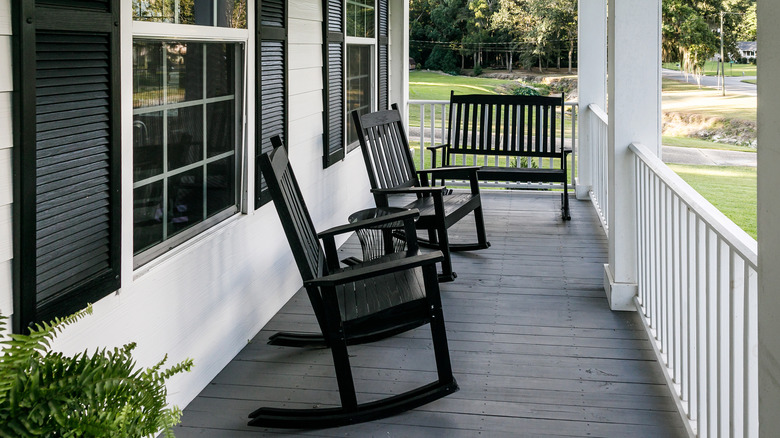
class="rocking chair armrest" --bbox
[371,186,447,196]
[304,251,444,288]
[318,209,420,239]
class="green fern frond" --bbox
[0,307,192,437]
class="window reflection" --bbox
[133,39,242,256]
[346,44,372,147]
[132,0,247,29]
[346,0,375,38]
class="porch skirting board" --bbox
[604,263,637,311]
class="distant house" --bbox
[738,41,757,61]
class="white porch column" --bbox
[576,0,607,200]
[605,0,662,311]
[758,1,780,435]
[390,1,409,113]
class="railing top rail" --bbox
[588,103,609,125]
[409,99,580,107]
[630,142,757,267]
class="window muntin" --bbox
[133,0,248,28]
[132,40,242,264]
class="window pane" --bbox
[167,106,204,171]
[207,101,234,157]
[167,42,203,104]
[133,112,164,182]
[206,44,235,98]
[134,181,164,254]
[346,0,374,38]
[133,39,242,261]
[134,0,247,28]
[207,156,235,217]
[217,0,248,28]
[133,41,163,108]
[346,45,372,147]
[168,167,204,236]
[133,0,176,23]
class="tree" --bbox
[662,0,722,77]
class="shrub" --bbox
[509,85,541,96]
[0,306,193,437]
[473,64,483,76]
[424,46,460,75]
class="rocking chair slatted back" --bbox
[357,109,418,190]
[263,137,325,282]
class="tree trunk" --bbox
[538,57,543,74]
[508,52,513,73]
[568,39,574,74]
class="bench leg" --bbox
[561,184,572,221]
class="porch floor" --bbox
[174,191,687,437]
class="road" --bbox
[662,145,755,167]
[662,68,756,96]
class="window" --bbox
[323,0,388,167]
[132,41,243,265]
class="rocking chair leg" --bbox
[473,206,491,249]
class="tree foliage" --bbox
[410,0,578,73]
[0,306,194,437]
[662,0,756,76]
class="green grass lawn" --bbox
[667,164,756,239]
[409,71,518,100]
[662,136,755,153]
[663,61,756,77]
[742,79,757,85]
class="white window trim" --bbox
[123,7,254,276]
[344,0,378,152]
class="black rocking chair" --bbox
[352,105,490,282]
[248,137,458,429]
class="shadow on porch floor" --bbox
[173,191,687,437]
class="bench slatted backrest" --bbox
[353,105,420,190]
[447,92,565,161]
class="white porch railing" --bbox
[630,142,758,438]
[407,99,578,190]
[587,104,609,234]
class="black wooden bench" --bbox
[429,91,572,220]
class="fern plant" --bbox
[0,306,193,437]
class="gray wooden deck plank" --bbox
[175,193,687,437]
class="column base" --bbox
[603,264,637,311]
[575,178,591,200]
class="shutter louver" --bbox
[256,0,287,208]
[377,0,389,111]
[34,32,113,307]
[322,0,345,168]
[15,0,120,331]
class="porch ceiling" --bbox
[174,191,687,437]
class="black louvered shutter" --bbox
[322,0,345,168]
[13,0,120,331]
[377,0,389,111]
[256,0,288,208]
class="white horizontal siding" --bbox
[0,1,11,324]
[50,0,375,413]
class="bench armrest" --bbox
[304,251,444,287]
[419,166,480,179]
[371,186,447,196]
[318,209,419,239]
[425,143,448,151]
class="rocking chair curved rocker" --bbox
[248,137,458,428]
